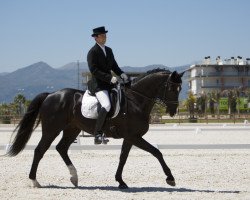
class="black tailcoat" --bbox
[87,43,124,93]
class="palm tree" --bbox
[186,92,196,119]
[227,90,237,117]
[216,91,221,118]
[196,94,206,117]
[14,94,26,116]
[14,94,26,104]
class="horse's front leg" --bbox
[128,137,175,187]
[115,140,132,189]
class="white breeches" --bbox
[95,90,111,112]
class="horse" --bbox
[6,68,184,189]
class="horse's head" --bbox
[157,71,184,117]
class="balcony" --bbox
[201,85,244,89]
[192,71,250,78]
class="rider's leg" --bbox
[94,90,111,144]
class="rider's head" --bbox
[92,26,108,46]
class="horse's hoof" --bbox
[166,177,176,187]
[118,183,129,189]
[70,177,78,187]
[31,179,42,188]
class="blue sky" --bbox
[0,0,250,72]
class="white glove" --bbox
[120,73,128,82]
[111,76,118,84]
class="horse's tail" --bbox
[6,92,50,156]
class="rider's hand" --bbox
[111,76,118,84]
[120,73,129,82]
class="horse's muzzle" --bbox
[166,107,176,117]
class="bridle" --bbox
[128,76,182,106]
[160,79,182,105]
[129,88,154,103]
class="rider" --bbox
[87,26,129,144]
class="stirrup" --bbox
[94,134,109,145]
[102,134,109,145]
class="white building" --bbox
[188,56,250,95]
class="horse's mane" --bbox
[132,68,171,84]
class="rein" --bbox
[129,88,155,102]
[124,72,182,106]
[128,81,180,105]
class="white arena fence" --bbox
[0,123,250,151]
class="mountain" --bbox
[122,64,167,72]
[59,62,88,71]
[0,62,189,103]
[0,62,80,103]
[0,72,9,76]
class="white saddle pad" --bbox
[81,90,99,119]
[81,89,121,119]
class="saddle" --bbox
[74,85,122,119]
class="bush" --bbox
[0,116,11,124]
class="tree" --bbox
[14,94,26,104]
[185,92,196,119]
[13,94,26,116]
[208,92,217,117]
[0,103,12,123]
[215,91,221,118]
[196,94,206,117]
[227,90,236,116]
[150,102,165,123]
[0,94,28,123]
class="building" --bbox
[188,56,250,95]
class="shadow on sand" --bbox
[41,185,241,194]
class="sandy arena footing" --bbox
[0,124,250,199]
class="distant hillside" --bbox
[0,61,189,103]
[59,62,89,71]
[0,62,79,103]
[0,72,9,76]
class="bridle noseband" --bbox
[161,79,182,105]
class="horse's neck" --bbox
[132,74,165,98]
[130,74,165,115]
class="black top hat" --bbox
[91,26,108,37]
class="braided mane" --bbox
[132,68,171,84]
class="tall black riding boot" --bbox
[94,107,109,144]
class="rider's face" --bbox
[95,33,106,45]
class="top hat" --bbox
[91,26,108,37]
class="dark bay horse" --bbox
[7,69,184,189]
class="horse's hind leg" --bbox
[56,125,81,187]
[29,131,60,187]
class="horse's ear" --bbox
[170,71,177,78]
[179,68,189,77]
[179,71,185,77]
